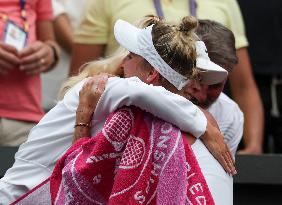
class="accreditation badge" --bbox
[3,21,27,51]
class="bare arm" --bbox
[69,43,105,76]
[37,20,55,41]
[229,47,264,154]
[53,13,73,54]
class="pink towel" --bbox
[12,106,214,205]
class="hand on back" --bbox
[73,74,110,143]
[78,74,111,112]
[201,109,237,175]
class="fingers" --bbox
[0,59,16,74]
[227,146,235,165]
[24,65,49,75]
[19,41,53,74]
[79,75,108,110]
[0,42,19,56]
[20,48,44,66]
[216,147,236,175]
[217,153,231,174]
[19,41,42,58]
[87,75,108,96]
[222,141,236,175]
[83,74,109,88]
[22,59,49,75]
[96,74,108,92]
[217,140,236,175]
[0,48,20,64]
[82,78,96,90]
[223,149,237,175]
[0,41,54,75]
[0,44,20,74]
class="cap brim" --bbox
[114,19,141,56]
[197,58,228,85]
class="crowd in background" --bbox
[0,0,281,155]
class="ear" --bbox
[145,69,160,84]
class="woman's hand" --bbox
[201,109,237,175]
[73,74,110,143]
[78,74,110,112]
[19,41,55,75]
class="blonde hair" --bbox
[58,15,160,99]
[152,16,201,81]
[58,48,128,99]
[137,15,202,90]
[58,15,201,99]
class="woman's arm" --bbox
[53,13,74,54]
[95,77,207,138]
[230,48,264,154]
[76,76,236,174]
[73,75,108,143]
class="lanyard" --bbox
[0,0,29,32]
[152,0,197,19]
[19,0,29,32]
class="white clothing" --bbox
[208,93,244,156]
[0,77,207,204]
[192,140,233,205]
[41,0,87,110]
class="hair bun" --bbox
[179,16,198,33]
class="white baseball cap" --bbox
[195,41,228,85]
[114,19,228,89]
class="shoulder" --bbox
[197,0,238,7]
[107,76,157,90]
[106,76,141,88]
[214,93,241,111]
[209,93,243,120]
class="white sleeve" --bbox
[94,77,207,138]
[227,105,244,157]
[52,0,66,17]
[0,80,86,204]
[0,159,52,205]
